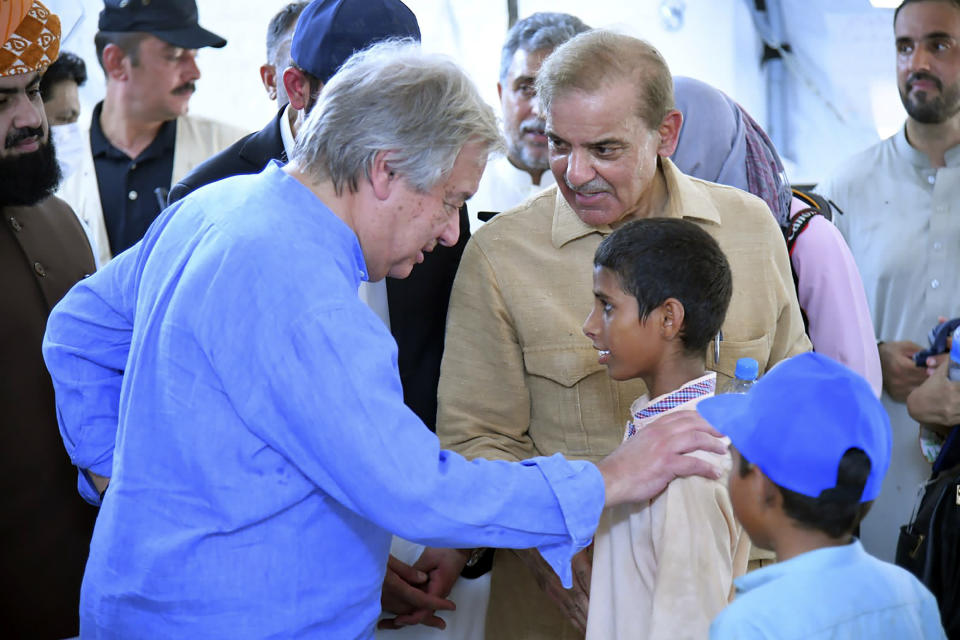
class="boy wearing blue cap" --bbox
[699,352,946,639]
[583,218,750,640]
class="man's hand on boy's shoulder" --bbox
[597,410,726,507]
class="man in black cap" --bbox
[169,0,464,436]
[58,0,247,267]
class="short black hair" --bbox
[738,448,874,539]
[40,51,87,101]
[93,31,149,72]
[266,2,308,66]
[894,0,960,25]
[594,218,732,356]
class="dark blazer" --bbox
[169,109,469,429]
[2,196,98,637]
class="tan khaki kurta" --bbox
[437,158,810,640]
[586,376,750,640]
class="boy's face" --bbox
[582,265,665,381]
[728,445,775,551]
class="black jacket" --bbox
[169,109,469,429]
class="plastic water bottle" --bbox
[720,357,759,394]
[949,327,960,383]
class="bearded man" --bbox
[817,0,960,562]
[0,1,98,637]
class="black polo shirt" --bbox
[90,102,177,255]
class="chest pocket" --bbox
[522,346,632,460]
[707,335,772,383]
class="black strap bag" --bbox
[896,427,960,638]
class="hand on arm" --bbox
[878,340,928,402]
[597,410,725,507]
[378,551,461,630]
[514,546,592,634]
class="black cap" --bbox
[290,0,420,83]
[98,0,227,49]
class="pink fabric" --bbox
[789,197,882,396]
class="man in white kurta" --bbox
[816,0,960,561]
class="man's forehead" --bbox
[507,47,552,79]
[895,0,960,34]
[0,71,41,92]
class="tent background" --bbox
[46,0,904,186]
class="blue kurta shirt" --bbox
[43,162,604,639]
[709,539,946,639]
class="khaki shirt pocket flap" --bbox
[708,336,771,379]
[523,346,605,388]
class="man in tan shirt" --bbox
[436,31,811,640]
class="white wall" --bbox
[47,0,904,185]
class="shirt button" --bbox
[932,279,941,289]
[934,241,943,250]
[8,216,22,232]
[33,261,46,277]
[128,190,138,200]
[130,162,137,170]
[928,175,936,184]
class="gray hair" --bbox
[291,39,502,195]
[499,12,590,83]
[266,2,307,67]
[537,30,674,130]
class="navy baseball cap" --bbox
[697,353,891,502]
[290,0,420,83]
[99,0,226,49]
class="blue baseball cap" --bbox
[697,352,891,502]
[290,0,420,83]
[99,0,226,49]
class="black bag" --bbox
[896,427,960,638]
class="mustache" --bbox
[908,72,942,92]
[172,82,196,96]
[5,125,44,149]
[565,175,613,195]
[520,117,545,136]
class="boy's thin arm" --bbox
[597,410,725,507]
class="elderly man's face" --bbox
[547,81,663,227]
[369,139,486,281]
[499,47,551,173]
[895,0,960,124]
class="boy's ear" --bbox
[760,473,782,510]
[660,298,685,340]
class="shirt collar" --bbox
[551,157,724,249]
[734,538,866,596]
[279,104,296,162]
[893,123,960,168]
[89,101,177,161]
[262,160,369,284]
[635,372,716,422]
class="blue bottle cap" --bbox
[734,357,759,381]
[951,327,960,363]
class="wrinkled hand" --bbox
[597,410,725,507]
[378,549,463,630]
[514,546,591,633]
[878,340,928,402]
[907,357,960,431]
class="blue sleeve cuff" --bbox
[524,453,604,588]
